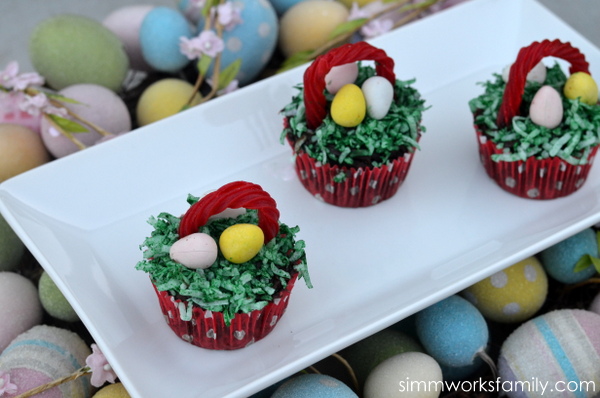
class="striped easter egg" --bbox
[498,309,600,398]
[0,325,92,398]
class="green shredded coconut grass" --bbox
[281,64,428,168]
[136,197,311,325]
[469,63,600,164]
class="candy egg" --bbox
[219,224,264,264]
[170,232,218,269]
[139,6,194,73]
[364,352,443,398]
[564,72,599,105]
[279,0,349,58]
[325,63,359,95]
[538,227,598,284]
[415,295,489,368]
[272,374,358,398]
[502,60,546,84]
[529,85,563,129]
[462,256,548,323]
[331,84,366,127]
[362,76,394,120]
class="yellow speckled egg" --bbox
[461,256,548,323]
[136,78,201,126]
[331,83,366,127]
[278,0,349,58]
[219,224,264,264]
[563,72,599,105]
[0,124,50,183]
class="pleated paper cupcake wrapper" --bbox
[292,149,416,207]
[475,128,599,199]
[153,273,298,350]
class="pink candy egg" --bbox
[169,232,218,269]
[325,62,359,94]
[529,85,563,129]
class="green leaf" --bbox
[47,114,88,133]
[328,18,367,40]
[590,256,600,273]
[278,50,313,74]
[197,55,213,77]
[43,91,82,105]
[217,59,242,91]
[201,0,220,17]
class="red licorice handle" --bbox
[303,41,396,130]
[497,39,590,128]
[178,181,280,243]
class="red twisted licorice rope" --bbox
[497,39,590,128]
[178,181,280,243]
[303,41,396,130]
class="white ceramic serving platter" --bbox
[2,0,600,396]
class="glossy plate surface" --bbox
[2,0,600,396]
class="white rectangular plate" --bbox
[3,0,600,396]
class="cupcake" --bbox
[281,41,427,207]
[469,39,600,199]
[135,181,312,350]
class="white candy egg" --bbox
[502,60,547,84]
[529,85,563,129]
[361,76,394,120]
[325,63,359,94]
[169,232,218,269]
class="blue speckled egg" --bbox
[539,228,598,284]
[271,374,358,398]
[198,0,278,85]
[415,295,489,368]
[498,309,600,398]
[140,6,194,72]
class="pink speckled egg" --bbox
[0,272,43,352]
[40,83,131,158]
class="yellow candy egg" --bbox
[461,256,548,323]
[563,72,599,105]
[219,224,264,264]
[330,83,366,127]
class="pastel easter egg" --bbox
[461,256,548,323]
[415,295,488,368]
[271,374,358,398]
[502,60,547,84]
[199,0,278,85]
[29,14,129,91]
[279,1,349,58]
[170,232,218,269]
[0,213,24,272]
[93,382,131,398]
[325,63,359,95]
[0,272,43,352]
[340,328,422,388]
[364,352,443,398]
[38,271,79,322]
[0,92,42,133]
[140,6,194,73]
[498,309,600,398]
[331,84,366,127]
[219,224,264,264]
[103,5,155,71]
[136,78,201,126]
[40,83,131,158]
[538,228,598,284]
[362,76,394,120]
[529,85,563,129]
[0,124,50,183]
[564,72,599,105]
[0,325,92,397]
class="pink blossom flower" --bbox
[17,92,67,117]
[0,61,18,89]
[180,30,224,59]
[85,344,117,387]
[0,371,17,396]
[216,2,243,31]
[0,61,44,90]
[360,17,393,38]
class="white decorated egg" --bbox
[502,60,547,84]
[362,76,394,120]
[169,232,218,269]
[325,63,359,95]
[529,85,563,129]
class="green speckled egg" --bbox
[38,271,79,322]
